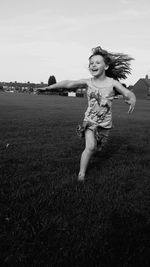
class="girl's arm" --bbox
[113,80,136,113]
[37,79,88,92]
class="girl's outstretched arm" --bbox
[37,79,88,92]
[48,79,87,90]
[113,80,136,113]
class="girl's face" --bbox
[89,55,108,77]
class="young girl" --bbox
[37,46,136,181]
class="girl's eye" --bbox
[90,61,100,65]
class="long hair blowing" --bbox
[90,46,134,80]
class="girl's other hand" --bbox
[125,98,136,114]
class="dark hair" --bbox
[89,46,134,80]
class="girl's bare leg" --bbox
[78,129,96,181]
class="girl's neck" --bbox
[92,75,108,82]
[93,72,107,81]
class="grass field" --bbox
[0,92,150,267]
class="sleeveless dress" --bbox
[84,77,115,128]
[77,77,115,150]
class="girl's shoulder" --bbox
[77,78,90,88]
[105,77,115,86]
[86,78,92,85]
[77,78,93,89]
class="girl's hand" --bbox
[112,80,136,114]
[125,98,136,114]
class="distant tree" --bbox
[0,85,4,91]
[48,75,56,86]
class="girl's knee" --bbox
[86,143,96,153]
[85,129,97,153]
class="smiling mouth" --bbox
[92,69,98,72]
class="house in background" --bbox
[132,75,150,99]
[0,81,47,93]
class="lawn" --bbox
[0,92,150,267]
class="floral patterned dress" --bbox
[80,77,115,149]
[84,77,115,129]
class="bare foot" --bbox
[78,173,85,182]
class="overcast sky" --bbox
[0,0,150,85]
